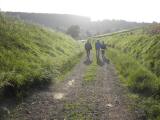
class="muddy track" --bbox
[1,55,137,120]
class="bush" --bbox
[128,68,158,95]
[139,98,160,120]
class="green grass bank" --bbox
[102,25,160,120]
[0,13,83,98]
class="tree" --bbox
[66,25,80,39]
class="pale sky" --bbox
[0,0,160,22]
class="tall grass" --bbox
[103,26,160,119]
[0,13,83,98]
[107,48,160,120]
[103,28,160,77]
[107,48,159,95]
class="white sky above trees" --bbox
[0,0,159,22]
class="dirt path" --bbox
[2,55,137,120]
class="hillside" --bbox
[102,25,160,119]
[0,13,82,98]
[105,25,160,77]
[5,12,148,39]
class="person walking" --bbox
[85,40,92,61]
[95,40,101,62]
[101,41,107,62]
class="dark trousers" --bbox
[86,50,90,60]
[96,49,100,60]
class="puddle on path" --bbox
[67,79,75,86]
[54,93,64,100]
[53,79,75,100]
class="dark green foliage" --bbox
[129,68,157,94]
[66,25,80,39]
[137,97,160,120]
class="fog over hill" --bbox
[6,12,149,39]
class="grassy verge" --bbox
[107,48,160,120]
[83,57,97,84]
[0,13,83,98]
[64,102,93,120]
[56,52,83,83]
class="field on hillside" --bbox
[0,13,82,98]
[102,25,160,120]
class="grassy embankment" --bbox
[102,25,160,120]
[0,13,83,98]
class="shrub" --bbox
[128,68,158,95]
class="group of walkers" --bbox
[85,40,107,63]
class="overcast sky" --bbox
[0,0,159,22]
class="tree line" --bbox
[6,12,149,39]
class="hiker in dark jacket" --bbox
[101,41,107,61]
[85,40,92,61]
[95,40,101,61]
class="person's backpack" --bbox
[101,44,106,49]
[95,42,101,50]
[85,43,92,50]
